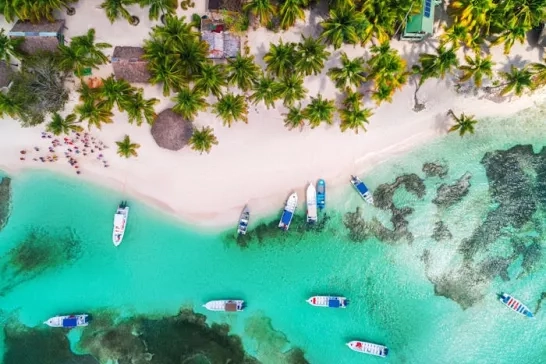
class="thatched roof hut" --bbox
[0,61,13,89]
[206,0,243,12]
[151,109,193,151]
[111,46,151,83]
[8,20,65,54]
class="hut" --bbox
[201,17,241,59]
[400,0,441,41]
[0,61,14,90]
[151,109,194,151]
[111,46,151,83]
[8,20,65,54]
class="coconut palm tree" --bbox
[275,74,307,107]
[415,46,459,85]
[339,105,373,134]
[243,0,277,26]
[367,41,408,94]
[0,29,23,64]
[100,0,137,24]
[226,54,261,92]
[77,82,102,103]
[343,88,363,110]
[46,113,83,135]
[458,54,495,88]
[283,104,306,131]
[295,36,330,76]
[213,93,248,127]
[249,74,280,109]
[360,0,407,45]
[178,38,210,80]
[172,86,209,120]
[441,24,475,50]
[122,89,159,126]
[448,0,496,35]
[529,58,546,88]
[116,135,141,158]
[189,126,219,154]
[327,52,366,90]
[264,40,296,78]
[447,109,477,136]
[0,92,21,118]
[100,76,135,111]
[499,65,534,96]
[74,100,114,130]
[151,15,197,47]
[371,82,395,105]
[139,0,178,21]
[70,29,112,67]
[194,63,227,97]
[278,0,306,30]
[147,55,185,96]
[10,0,77,23]
[492,22,527,55]
[320,6,367,49]
[304,95,335,128]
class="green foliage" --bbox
[100,76,134,111]
[264,40,296,78]
[116,135,141,158]
[275,74,307,107]
[46,113,83,136]
[138,0,178,21]
[194,63,227,97]
[213,93,248,127]
[74,99,114,130]
[499,65,534,96]
[327,52,366,90]
[249,74,280,109]
[0,29,23,63]
[122,89,158,126]
[172,86,209,120]
[278,0,306,30]
[366,41,407,105]
[414,46,459,86]
[100,0,135,23]
[189,126,219,154]
[58,29,111,76]
[294,36,330,76]
[243,0,277,26]
[320,6,367,49]
[304,94,335,128]
[226,53,261,91]
[283,104,306,131]
[447,109,477,136]
[458,54,495,88]
[339,92,372,134]
[0,0,78,23]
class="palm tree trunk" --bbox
[446,108,458,122]
[413,78,425,112]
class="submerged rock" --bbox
[373,173,425,210]
[432,221,452,241]
[0,176,11,230]
[433,172,472,208]
[422,162,448,178]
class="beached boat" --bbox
[306,296,348,308]
[203,300,245,312]
[350,175,374,204]
[112,201,129,246]
[44,314,90,328]
[306,184,317,223]
[237,205,250,235]
[316,179,326,210]
[347,340,389,357]
[498,293,534,318]
[278,192,298,231]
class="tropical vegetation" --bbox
[116,135,141,158]
[172,86,209,120]
[304,95,335,128]
[226,54,260,91]
[139,0,178,21]
[189,126,219,154]
[283,104,306,131]
[58,29,112,76]
[447,109,478,136]
[0,29,22,64]
[214,93,248,127]
[0,0,78,23]
[46,113,83,135]
[327,53,366,90]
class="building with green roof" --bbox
[401,0,441,41]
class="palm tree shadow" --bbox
[500,55,526,72]
[434,111,449,134]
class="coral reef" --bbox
[422,162,448,178]
[431,221,452,241]
[432,172,472,208]
[0,177,11,230]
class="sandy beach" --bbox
[0,0,545,229]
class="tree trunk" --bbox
[413,78,425,112]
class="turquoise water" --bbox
[1,108,546,363]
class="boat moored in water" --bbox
[278,192,298,231]
[112,201,129,246]
[350,175,373,204]
[498,293,534,318]
[306,184,317,223]
[347,340,389,357]
[316,179,326,209]
[203,300,246,312]
[44,314,90,328]
[306,296,348,308]
[237,205,250,235]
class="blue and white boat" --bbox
[347,340,388,357]
[306,295,348,308]
[44,314,90,328]
[317,179,326,209]
[499,293,534,318]
[350,175,373,205]
[237,205,250,235]
[278,192,297,231]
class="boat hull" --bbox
[499,293,534,318]
[44,314,90,328]
[203,300,245,312]
[306,184,317,223]
[237,206,250,235]
[306,296,348,308]
[112,203,129,246]
[316,179,325,209]
[350,176,373,205]
[347,341,388,357]
[278,193,298,231]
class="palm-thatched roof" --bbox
[206,0,243,12]
[8,20,65,54]
[151,109,193,151]
[0,61,13,89]
[111,46,151,83]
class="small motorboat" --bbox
[306,296,348,308]
[347,340,389,357]
[203,300,245,312]
[306,184,318,223]
[316,179,326,209]
[350,175,373,204]
[112,201,129,246]
[498,293,534,318]
[278,192,298,231]
[237,205,250,235]
[44,314,90,328]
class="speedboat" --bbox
[44,314,90,328]
[203,300,245,312]
[112,201,129,246]
[347,340,389,357]
[316,179,326,209]
[237,205,250,235]
[350,175,373,204]
[278,192,297,231]
[498,293,534,318]
[306,296,348,308]
[306,184,317,223]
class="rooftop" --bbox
[111,46,151,83]
[9,20,65,35]
[201,18,240,59]
[402,0,437,40]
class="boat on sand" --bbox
[237,205,250,235]
[278,192,298,231]
[112,201,129,246]
[203,300,245,312]
[306,184,317,223]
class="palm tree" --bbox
[77,82,102,103]
[172,86,209,120]
[122,89,159,126]
[327,52,366,90]
[448,0,496,35]
[70,29,112,66]
[320,6,367,49]
[447,109,477,136]
[339,105,373,134]
[0,29,23,64]
[243,0,277,26]
[458,54,495,88]
[343,88,363,110]
[139,0,178,21]
[371,82,394,105]
[147,55,185,96]
[213,93,248,127]
[492,22,527,55]
[100,0,136,24]
[226,54,261,91]
[151,15,196,47]
[264,40,296,78]
[178,38,210,80]
[46,113,83,135]
[499,65,534,96]
[441,24,475,50]
[0,92,21,118]
[304,95,335,128]
[295,36,330,76]
[189,126,219,154]
[283,104,306,131]
[100,76,135,111]
[275,74,307,106]
[10,0,77,23]
[278,0,306,30]
[74,100,114,130]
[367,41,408,94]
[529,58,546,88]
[249,74,280,109]
[116,135,141,158]
[194,63,227,97]
[415,46,459,85]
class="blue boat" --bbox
[350,175,374,205]
[316,179,326,209]
[499,293,534,318]
[278,192,298,231]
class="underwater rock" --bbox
[477,257,512,281]
[373,173,425,210]
[429,264,488,309]
[534,292,546,314]
[433,172,472,208]
[0,176,11,230]
[422,162,448,178]
[343,207,371,242]
[432,221,452,241]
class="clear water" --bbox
[0,107,545,363]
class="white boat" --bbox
[306,184,317,223]
[498,293,534,318]
[112,201,129,246]
[44,314,90,328]
[278,192,298,231]
[347,340,389,357]
[350,175,374,204]
[237,205,250,235]
[203,300,245,312]
[306,296,348,308]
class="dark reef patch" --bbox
[432,172,472,208]
[534,292,546,314]
[431,221,452,241]
[422,162,448,178]
[0,176,12,231]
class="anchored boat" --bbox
[306,184,317,223]
[112,201,129,246]
[44,314,90,328]
[203,300,245,312]
[278,192,298,231]
[350,175,373,205]
[237,205,250,235]
[499,293,534,318]
[347,340,389,358]
[316,179,326,209]
[306,296,348,308]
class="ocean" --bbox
[0,107,545,364]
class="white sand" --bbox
[0,1,544,229]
